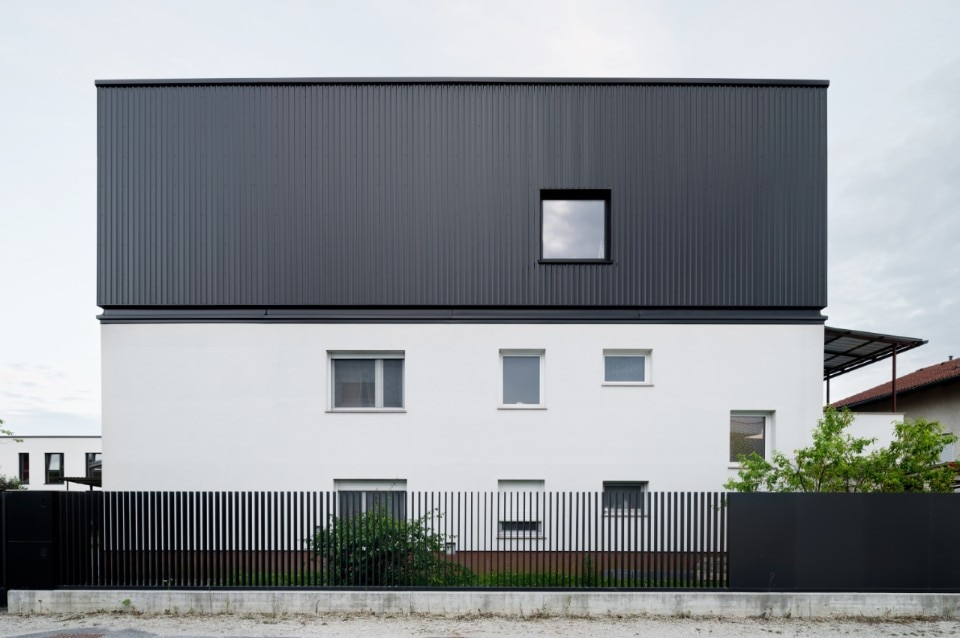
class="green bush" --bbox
[0,474,25,491]
[313,509,474,586]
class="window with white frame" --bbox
[602,481,648,515]
[603,350,651,385]
[329,352,404,410]
[498,479,544,538]
[334,479,407,520]
[729,413,771,463]
[500,350,544,408]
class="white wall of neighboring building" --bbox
[0,436,102,490]
[847,412,904,451]
[102,322,824,493]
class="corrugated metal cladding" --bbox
[97,80,827,310]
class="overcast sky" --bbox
[1,0,958,435]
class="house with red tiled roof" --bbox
[833,356,960,462]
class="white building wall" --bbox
[102,322,824,493]
[847,412,904,450]
[0,436,102,491]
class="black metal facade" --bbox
[96,78,828,320]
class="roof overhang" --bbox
[824,327,926,380]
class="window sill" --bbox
[538,259,614,265]
[498,405,547,410]
[326,409,406,414]
[602,382,653,387]
[604,510,648,517]
[497,535,547,540]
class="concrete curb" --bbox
[8,590,960,618]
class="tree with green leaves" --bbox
[725,407,957,493]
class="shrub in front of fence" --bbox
[313,509,474,586]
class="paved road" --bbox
[3,614,960,637]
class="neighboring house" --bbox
[0,436,102,491]
[834,356,960,462]
[96,77,828,494]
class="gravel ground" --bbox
[2,612,960,637]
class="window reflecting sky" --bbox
[542,200,606,259]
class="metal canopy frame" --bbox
[824,326,927,408]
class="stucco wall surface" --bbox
[102,322,823,492]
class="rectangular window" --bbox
[541,189,611,261]
[498,480,544,538]
[730,414,768,463]
[603,481,648,515]
[86,452,102,480]
[335,479,407,520]
[45,453,64,485]
[603,350,652,385]
[329,352,404,410]
[18,453,29,484]
[500,350,545,408]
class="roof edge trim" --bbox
[95,77,830,88]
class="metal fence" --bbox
[47,491,728,589]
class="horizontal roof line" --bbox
[95,77,830,88]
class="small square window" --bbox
[603,481,648,515]
[541,189,611,261]
[500,350,544,408]
[329,352,404,411]
[603,350,652,385]
[45,452,64,485]
[730,414,768,463]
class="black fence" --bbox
[1,490,728,594]
[8,490,956,598]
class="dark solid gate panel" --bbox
[729,493,960,592]
[3,491,59,592]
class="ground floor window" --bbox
[334,479,407,519]
[45,452,64,484]
[498,479,544,538]
[602,481,648,515]
[18,453,29,484]
[86,452,102,479]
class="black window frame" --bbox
[86,452,102,479]
[539,189,613,263]
[45,452,64,485]
[18,452,29,484]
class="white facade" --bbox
[0,436,102,491]
[102,322,823,492]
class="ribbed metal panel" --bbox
[97,80,827,309]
